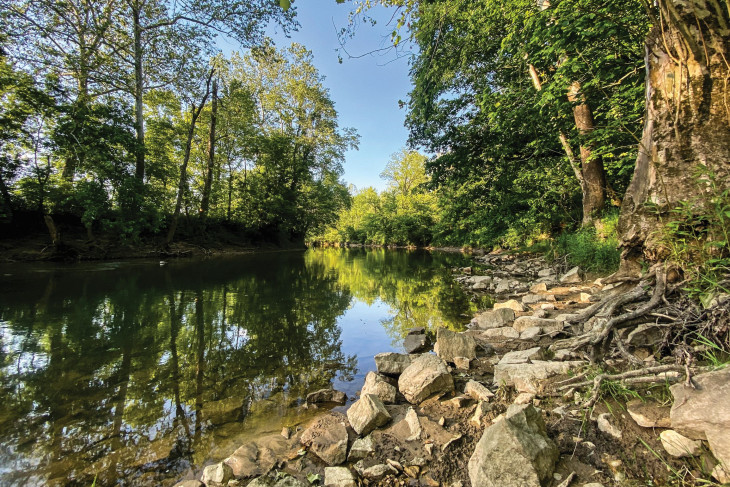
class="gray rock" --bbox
[246,477,276,487]
[520,327,541,341]
[597,413,622,440]
[513,316,564,334]
[626,399,671,428]
[493,300,526,313]
[306,388,347,405]
[435,328,477,363]
[300,413,349,466]
[712,464,730,484]
[493,361,585,394]
[483,327,520,339]
[537,268,555,278]
[464,379,494,401]
[407,327,426,336]
[398,353,455,404]
[360,371,397,404]
[361,464,391,480]
[499,347,544,365]
[530,282,548,293]
[348,436,374,461]
[201,462,234,486]
[453,356,471,369]
[660,430,703,457]
[403,333,429,354]
[472,308,516,330]
[559,266,582,283]
[347,394,391,436]
[374,352,412,376]
[670,368,730,468]
[494,280,511,294]
[173,481,204,487]
[468,404,559,487]
[324,467,357,487]
[404,407,422,440]
[626,324,665,348]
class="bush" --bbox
[555,212,621,273]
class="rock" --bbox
[274,478,307,487]
[626,324,665,348]
[407,327,426,336]
[281,427,292,439]
[670,368,730,468]
[537,268,555,278]
[246,477,276,487]
[712,464,730,484]
[520,327,541,341]
[660,430,703,457]
[532,309,548,318]
[360,371,397,404]
[494,300,525,313]
[473,280,490,290]
[201,462,234,486]
[580,292,592,303]
[522,294,542,305]
[435,327,477,363]
[347,394,391,436]
[374,352,412,376]
[514,392,535,405]
[468,404,559,487]
[495,280,511,293]
[453,356,470,369]
[540,303,555,310]
[324,467,357,487]
[493,361,585,394]
[300,413,349,466]
[464,379,495,401]
[361,464,391,481]
[403,333,429,354]
[472,308,515,330]
[173,481,204,487]
[348,436,374,461]
[398,353,455,404]
[553,349,573,361]
[513,316,564,334]
[483,327,520,339]
[404,407,423,441]
[471,401,492,425]
[530,282,548,293]
[499,347,544,364]
[306,388,347,405]
[626,400,671,428]
[559,266,582,283]
[597,413,622,440]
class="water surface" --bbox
[0,248,474,486]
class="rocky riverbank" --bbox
[173,252,729,487]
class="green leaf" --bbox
[307,473,321,484]
[279,0,291,11]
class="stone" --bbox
[660,430,703,457]
[522,294,542,305]
[201,462,234,486]
[403,333,429,354]
[374,352,412,376]
[274,478,306,487]
[468,404,559,487]
[300,413,349,466]
[553,349,572,361]
[494,299,525,313]
[347,394,391,436]
[471,401,492,425]
[513,316,564,334]
[530,282,548,293]
[537,268,555,277]
[712,464,730,484]
[520,327,541,341]
[361,464,391,480]
[306,389,347,405]
[464,379,495,401]
[597,413,622,440]
[495,280,511,293]
[398,353,455,404]
[472,308,516,330]
[626,324,665,348]
[453,356,470,369]
[360,371,397,404]
[499,347,544,364]
[514,392,535,405]
[281,427,292,439]
[407,327,426,336]
[404,407,423,441]
[435,327,477,363]
[348,436,374,461]
[559,266,582,284]
[626,400,671,428]
[246,478,276,487]
[532,309,548,318]
[580,292,592,303]
[483,327,520,339]
[324,467,357,487]
[173,481,204,487]
[540,303,555,310]
[670,368,730,468]
[493,361,585,394]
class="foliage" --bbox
[554,211,621,273]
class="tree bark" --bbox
[618,0,730,274]
[0,172,14,221]
[133,2,145,181]
[200,77,218,219]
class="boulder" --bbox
[494,280,511,293]
[494,300,526,313]
[559,266,582,283]
[626,400,671,428]
[435,328,477,363]
[374,352,412,376]
[464,380,495,401]
[522,294,556,305]
[360,371,397,404]
[530,282,548,293]
[300,413,350,466]
[520,327,541,341]
[472,308,516,330]
[348,436,374,461]
[398,353,455,404]
[404,333,429,354]
[670,368,730,469]
[454,356,471,369]
[499,347,544,364]
[324,467,357,487]
[494,361,585,394]
[660,430,703,457]
[537,268,555,278]
[468,404,559,487]
[483,327,520,339]
[347,394,391,436]
[513,316,564,334]
[201,462,234,486]
[306,389,347,405]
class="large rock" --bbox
[403,333,429,354]
[483,327,520,339]
[513,317,564,334]
[435,328,477,363]
[300,413,350,466]
[468,404,559,487]
[324,467,357,487]
[306,389,347,405]
[494,300,525,313]
[398,353,455,404]
[348,436,374,461]
[347,394,391,436]
[472,308,515,330]
[464,380,495,401]
[494,361,585,394]
[360,371,397,404]
[670,368,730,468]
[374,352,412,376]
[201,462,234,486]
[559,266,582,283]
[499,347,544,364]
[660,430,703,457]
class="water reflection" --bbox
[0,249,473,486]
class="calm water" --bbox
[0,248,475,486]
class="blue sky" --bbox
[269,3,414,192]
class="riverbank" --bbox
[172,252,729,487]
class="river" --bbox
[0,248,476,486]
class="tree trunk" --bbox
[200,77,218,219]
[0,172,14,221]
[568,81,607,226]
[618,0,730,274]
[133,3,145,181]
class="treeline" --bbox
[0,1,356,247]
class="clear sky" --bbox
[268,3,414,192]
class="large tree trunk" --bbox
[133,3,145,181]
[200,77,218,219]
[618,0,730,275]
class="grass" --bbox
[555,212,621,274]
